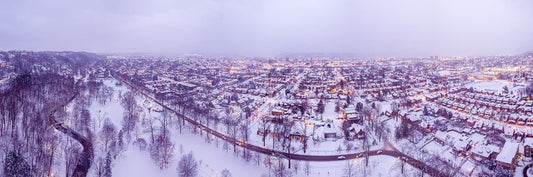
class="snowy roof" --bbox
[348,123,364,132]
[525,138,533,146]
[435,131,447,141]
[452,138,470,151]
[472,144,499,158]
[496,142,519,164]
[470,133,486,144]
[347,114,359,120]
[344,107,357,114]
[407,114,421,122]
[323,123,338,134]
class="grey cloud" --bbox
[0,0,532,57]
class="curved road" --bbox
[49,92,94,177]
[524,163,533,177]
[114,74,445,176]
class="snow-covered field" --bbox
[306,155,425,177]
[465,80,525,93]
[113,130,269,177]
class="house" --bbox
[434,131,447,145]
[471,144,499,161]
[346,114,361,124]
[271,108,284,116]
[343,105,358,118]
[348,123,365,140]
[320,122,341,140]
[426,94,440,102]
[496,142,519,170]
[323,123,337,139]
[289,132,307,142]
[524,138,533,157]
[434,130,472,154]
[451,136,471,154]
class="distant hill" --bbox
[277,52,367,59]
[38,51,103,63]
[0,51,103,73]
[523,50,533,56]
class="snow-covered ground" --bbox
[88,79,127,130]
[113,130,269,177]
[465,80,525,94]
[304,155,425,177]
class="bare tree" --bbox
[97,85,114,105]
[362,135,370,167]
[100,118,117,153]
[177,151,198,177]
[295,122,308,153]
[304,161,311,176]
[103,152,112,177]
[223,108,232,135]
[240,119,251,159]
[221,168,232,177]
[391,101,399,120]
[252,151,262,166]
[226,114,242,154]
[148,118,156,142]
[375,120,388,142]
[94,110,107,134]
[271,157,294,177]
[229,123,239,154]
[400,157,406,174]
[93,156,106,177]
[64,139,80,177]
[280,120,295,168]
[149,114,175,169]
[72,96,91,135]
[271,123,283,150]
[205,102,215,141]
[259,116,271,147]
[264,156,274,175]
[174,105,184,134]
[343,160,356,177]
[3,150,31,177]
[121,91,141,140]
[292,160,300,175]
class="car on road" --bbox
[377,150,382,154]
[337,156,346,160]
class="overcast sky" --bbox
[0,0,532,57]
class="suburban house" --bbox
[495,142,519,170]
